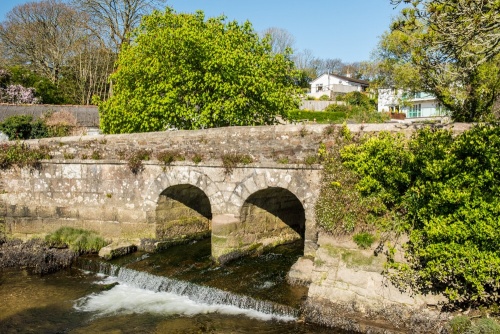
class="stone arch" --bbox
[227,169,316,220]
[240,187,306,242]
[155,184,212,242]
[144,167,225,215]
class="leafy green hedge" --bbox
[290,104,388,124]
[324,124,500,308]
[289,110,346,123]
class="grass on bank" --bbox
[45,227,108,253]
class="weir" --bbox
[77,261,299,320]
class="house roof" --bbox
[311,73,370,87]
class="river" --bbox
[0,239,345,333]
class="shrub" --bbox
[337,91,375,109]
[315,126,386,234]
[0,111,79,140]
[43,110,77,137]
[0,115,37,140]
[340,124,500,308]
[45,227,108,254]
[288,110,347,124]
[319,94,330,101]
[449,316,471,334]
[324,103,350,113]
[353,232,375,249]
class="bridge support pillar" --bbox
[211,211,304,265]
[211,214,241,265]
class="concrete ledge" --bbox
[98,241,137,260]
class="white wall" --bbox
[308,74,364,99]
[377,88,402,112]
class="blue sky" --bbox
[0,0,401,63]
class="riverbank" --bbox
[0,237,76,274]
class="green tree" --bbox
[381,0,500,121]
[7,65,67,104]
[99,8,301,133]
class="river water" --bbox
[0,239,345,333]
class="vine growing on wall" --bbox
[0,142,51,170]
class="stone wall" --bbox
[0,104,99,127]
[289,233,449,333]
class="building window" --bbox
[408,103,421,118]
[316,84,323,92]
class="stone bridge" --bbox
[0,124,336,263]
[0,123,451,263]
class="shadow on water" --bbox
[99,238,308,308]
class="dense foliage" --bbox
[338,125,500,308]
[315,125,386,235]
[0,113,76,140]
[290,107,388,125]
[99,8,301,133]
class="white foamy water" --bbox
[74,277,296,322]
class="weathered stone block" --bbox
[99,241,137,260]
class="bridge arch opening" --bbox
[155,184,212,244]
[240,187,305,252]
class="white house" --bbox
[308,73,369,99]
[378,88,449,118]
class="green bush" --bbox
[469,318,500,334]
[339,124,500,308]
[337,91,376,109]
[45,227,108,253]
[324,103,350,113]
[449,316,472,334]
[353,232,375,249]
[0,115,41,140]
[319,94,330,101]
[288,110,346,124]
[315,127,386,234]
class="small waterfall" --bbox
[77,258,299,320]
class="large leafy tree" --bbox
[382,0,500,121]
[99,8,301,133]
